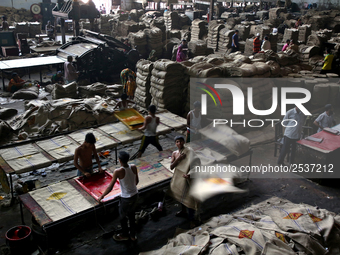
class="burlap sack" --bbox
[199,123,250,156]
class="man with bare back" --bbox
[74,133,103,177]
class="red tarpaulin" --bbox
[298,131,340,152]
[75,172,121,202]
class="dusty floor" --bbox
[1,70,340,254]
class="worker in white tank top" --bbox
[186,101,202,143]
[98,151,139,241]
[138,105,163,158]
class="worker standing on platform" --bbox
[74,133,103,177]
[98,151,139,241]
[277,107,307,166]
[170,136,200,228]
[313,104,336,133]
[138,105,163,158]
[64,56,79,84]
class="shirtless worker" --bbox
[170,136,197,227]
[74,133,103,177]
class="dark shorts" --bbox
[139,136,162,153]
[77,167,93,177]
[119,194,139,219]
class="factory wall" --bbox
[1,0,57,11]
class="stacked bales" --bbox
[128,31,148,59]
[150,60,188,115]
[299,46,320,65]
[191,19,208,40]
[100,14,114,35]
[283,28,298,44]
[145,27,163,59]
[298,24,311,43]
[151,17,166,42]
[234,24,250,41]
[164,11,180,30]
[135,60,153,109]
[207,20,225,52]
[188,40,207,57]
[218,29,235,52]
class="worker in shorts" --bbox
[74,133,103,177]
[137,105,163,158]
[98,151,139,241]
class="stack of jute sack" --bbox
[234,24,250,41]
[128,31,148,58]
[151,17,166,42]
[307,31,328,48]
[191,19,208,41]
[164,11,180,30]
[299,46,320,65]
[218,29,235,52]
[298,24,311,43]
[129,9,144,22]
[150,60,188,115]
[145,27,163,59]
[99,14,114,35]
[269,7,286,20]
[135,60,153,109]
[188,40,208,57]
[283,28,298,43]
[52,82,77,100]
[207,20,225,52]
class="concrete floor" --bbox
[1,71,340,254]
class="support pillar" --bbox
[209,0,215,22]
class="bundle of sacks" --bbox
[218,29,235,52]
[298,24,312,43]
[145,27,163,59]
[135,59,153,109]
[283,28,298,44]
[234,24,250,41]
[52,81,77,99]
[191,19,208,41]
[207,20,225,52]
[99,14,114,35]
[150,60,188,115]
[188,40,209,57]
[141,197,340,255]
[78,82,123,98]
[128,9,144,22]
[6,97,118,138]
[164,11,180,30]
[128,31,148,59]
[151,17,166,42]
